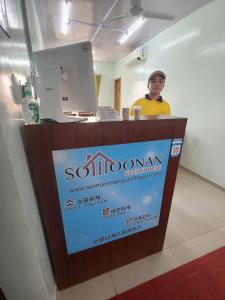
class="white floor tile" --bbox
[169,193,222,241]
[110,249,181,294]
[163,219,184,249]
[56,273,115,300]
[216,226,225,239]
[170,230,225,265]
[175,183,225,224]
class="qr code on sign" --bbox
[171,145,181,157]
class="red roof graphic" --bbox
[84,151,115,168]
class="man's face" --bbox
[148,75,165,95]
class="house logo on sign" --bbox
[84,152,115,177]
[64,151,115,180]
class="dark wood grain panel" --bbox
[22,116,187,289]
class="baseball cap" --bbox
[148,70,166,82]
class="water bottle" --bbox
[21,82,40,124]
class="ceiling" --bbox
[29,0,213,62]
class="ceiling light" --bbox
[61,0,71,35]
[118,17,145,44]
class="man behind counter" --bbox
[130,70,171,116]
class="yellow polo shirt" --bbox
[130,97,171,116]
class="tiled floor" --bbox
[56,167,225,300]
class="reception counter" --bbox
[22,115,187,290]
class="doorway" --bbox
[114,78,121,113]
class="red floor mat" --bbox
[110,246,225,300]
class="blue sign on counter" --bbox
[52,139,171,255]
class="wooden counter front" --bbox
[22,116,187,290]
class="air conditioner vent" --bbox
[125,45,147,67]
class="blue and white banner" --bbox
[52,139,171,255]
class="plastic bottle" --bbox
[21,82,40,124]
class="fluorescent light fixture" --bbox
[119,17,145,44]
[61,0,71,35]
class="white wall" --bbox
[94,62,115,107]
[0,0,56,299]
[25,0,44,51]
[115,0,225,188]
